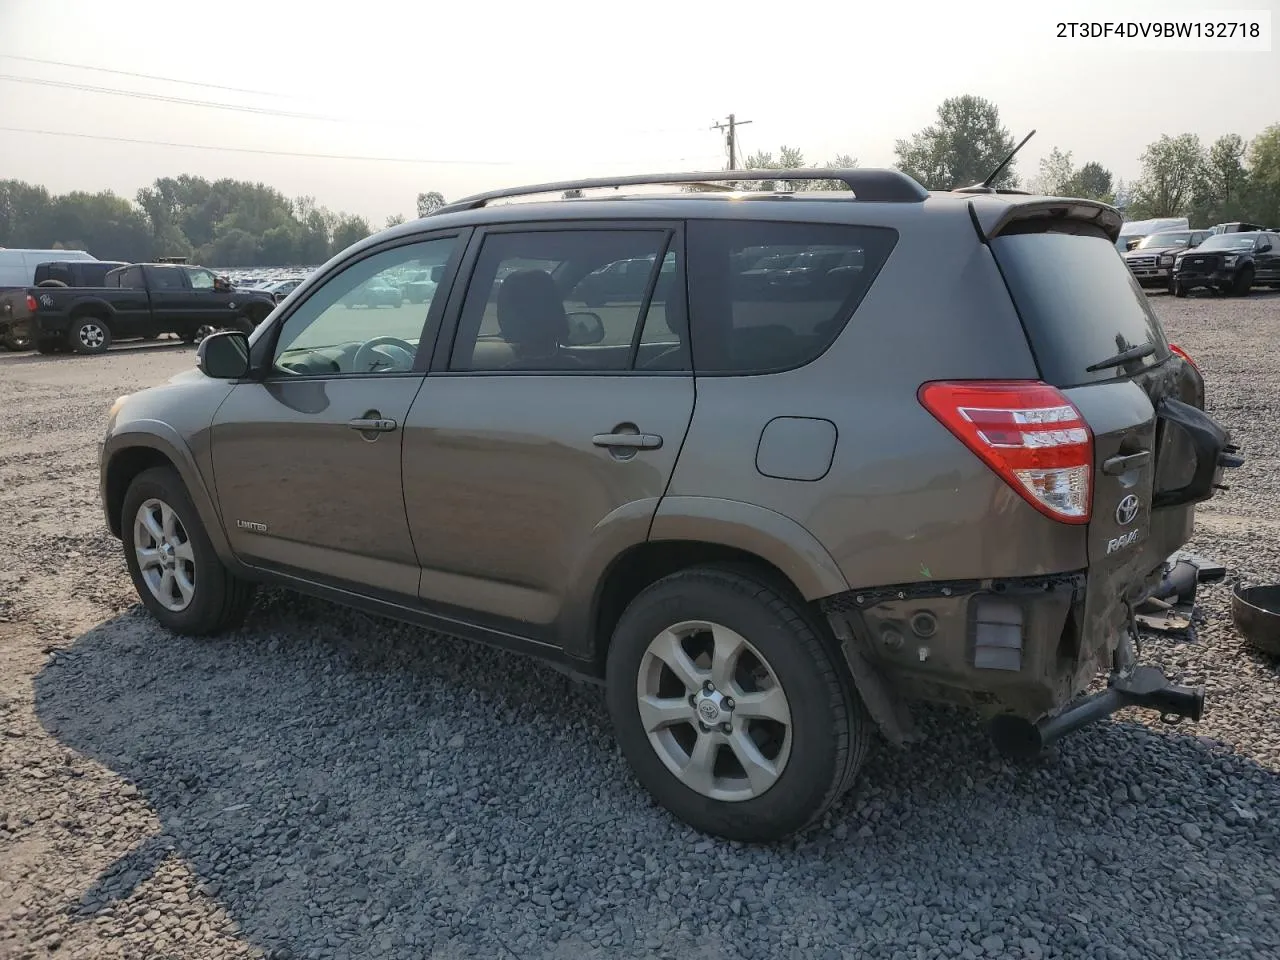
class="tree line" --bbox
[2,96,1276,268]
[732,95,1279,228]
[0,175,382,268]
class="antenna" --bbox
[981,129,1036,189]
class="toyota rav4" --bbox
[99,169,1242,842]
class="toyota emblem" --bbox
[1115,494,1140,526]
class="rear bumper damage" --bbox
[821,552,1227,753]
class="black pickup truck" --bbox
[0,261,276,355]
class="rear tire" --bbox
[70,315,111,354]
[121,466,255,636]
[1172,281,1187,298]
[605,566,870,842]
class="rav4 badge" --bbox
[1106,530,1141,555]
[1115,494,1140,526]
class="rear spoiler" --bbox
[969,198,1123,244]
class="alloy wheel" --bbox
[133,497,197,612]
[636,620,792,802]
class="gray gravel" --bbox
[2,296,1279,959]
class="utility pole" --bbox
[712,113,752,169]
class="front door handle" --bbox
[593,432,662,450]
[348,417,398,433]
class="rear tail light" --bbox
[1169,343,1199,372]
[919,380,1093,524]
[25,294,38,312]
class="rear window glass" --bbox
[35,263,74,285]
[990,227,1171,388]
[686,220,898,374]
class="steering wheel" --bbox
[352,337,415,373]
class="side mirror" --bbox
[197,330,251,379]
[565,311,605,346]
[213,277,232,292]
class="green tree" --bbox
[1127,134,1205,219]
[1244,124,1280,226]
[416,191,445,217]
[1032,147,1075,195]
[0,180,53,246]
[330,214,372,254]
[385,213,407,228]
[293,196,334,265]
[894,95,1019,190]
[1062,161,1115,203]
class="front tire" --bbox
[70,316,111,354]
[1232,267,1255,297]
[605,566,870,842]
[122,466,255,635]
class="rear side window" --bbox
[35,263,73,285]
[990,225,1171,388]
[685,220,897,374]
[147,266,186,291]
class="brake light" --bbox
[25,294,37,312]
[1169,343,1199,372]
[919,380,1093,524]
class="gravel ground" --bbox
[1,295,1279,960]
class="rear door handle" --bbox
[348,417,398,433]
[593,433,663,450]
[1102,451,1150,475]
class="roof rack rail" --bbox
[432,168,929,215]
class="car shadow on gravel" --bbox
[35,592,1280,960]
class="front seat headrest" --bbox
[496,269,569,349]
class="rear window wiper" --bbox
[1085,342,1156,373]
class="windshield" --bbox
[1197,234,1258,251]
[1137,232,1192,250]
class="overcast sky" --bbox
[0,0,1275,224]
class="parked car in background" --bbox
[1115,217,1189,253]
[249,277,308,303]
[1,259,130,350]
[2,261,276,354]
[1123,230,1210,289]
[0,249,101,349]
[0,247,97,288]
[342,278,403,308]
[400,266,443,303]
[99,168,1240,841]
[1173,231,1280,297]
[1210,221,1265,235]
[572,255,667,305]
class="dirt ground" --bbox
[1,293,1278,960]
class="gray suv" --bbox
[99,169,1242,841]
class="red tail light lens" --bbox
[919,380,1093,524]
[1169,343,1199,372]
[25,294,38,312]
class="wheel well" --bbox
[69,305,108,324]
[591,540,804,671]
[104,447,176,537]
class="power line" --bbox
[0,125,513,166]
[0,73,334,120]
[0,52,295,98]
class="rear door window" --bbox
[990,225,1171,388]
[685,220,897,374]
